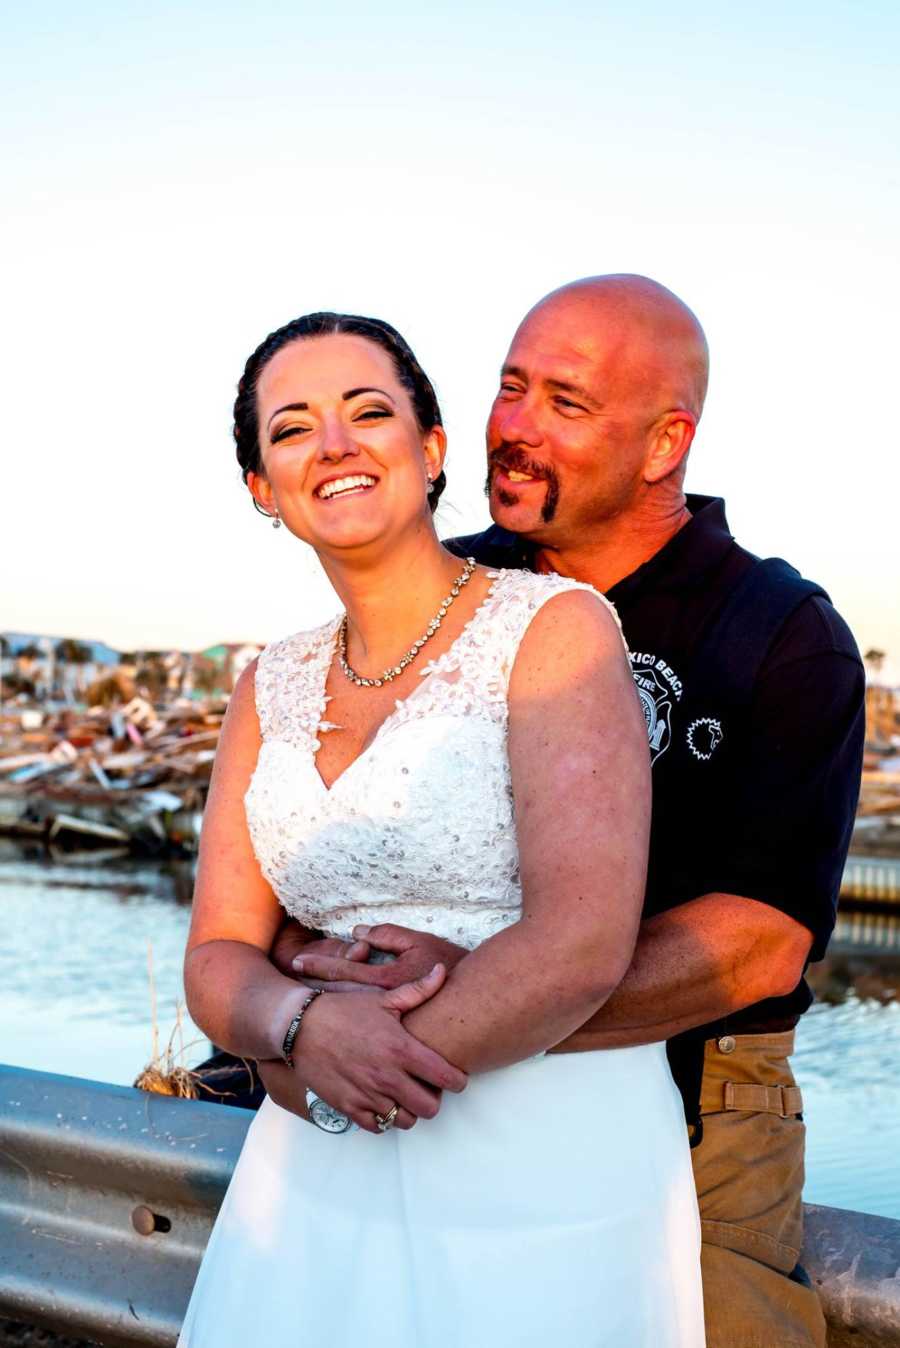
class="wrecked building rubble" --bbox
[0,697,224,854]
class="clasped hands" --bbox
[257,922,469,1135]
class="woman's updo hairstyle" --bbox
[233,312,446,514]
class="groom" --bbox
[262,276,865,1347]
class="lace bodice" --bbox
[245,568,622,949]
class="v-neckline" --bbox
[311,569,504,794]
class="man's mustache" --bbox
[485,447,561,523]
[487,448,554,481]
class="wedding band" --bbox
[375,1103,399,1132]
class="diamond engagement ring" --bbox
[375,1104,400,1132]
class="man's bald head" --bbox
[524,274,709,421]
[486,274,709,564]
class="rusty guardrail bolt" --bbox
[131,1205,172,1235]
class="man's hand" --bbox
[258,964,468,1133]
[269,917,369,979]
[292,922,468,991]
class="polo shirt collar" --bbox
[606,495,734,604]
[469,495,735,597]
[465,524,537,570]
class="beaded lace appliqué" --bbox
[245,570,623,949]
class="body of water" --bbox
[2,841,899,1218]
[0,843,206,1084]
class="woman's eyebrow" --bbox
[267,402,307,429]
[342,387,395,403]
[267,387,396,431]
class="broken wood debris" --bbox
[0,699,226,854]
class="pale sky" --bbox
[2,1,898,663]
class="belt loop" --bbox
[781,1085,803,1117]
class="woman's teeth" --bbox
[316,474,377,500]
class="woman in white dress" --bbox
[179,312,704,1346]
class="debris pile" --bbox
[860,769,900,816]
[0,698,226,854]
[859,649,900,853]
[855,766,900,857]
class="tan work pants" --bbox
[693,1030,827,1348]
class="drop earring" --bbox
[426,476,434,496]
[271,511,282,529]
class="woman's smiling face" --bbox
[249,333,445,555]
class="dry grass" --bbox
[132,941,202,1099]
[133,1061,200,1098]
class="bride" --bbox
[178,311,704,1346]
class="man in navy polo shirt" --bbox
[460,275,864,1345]
[268,276,864,1346]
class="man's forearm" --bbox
[283,893,812,1057]
[552,892,812,1053]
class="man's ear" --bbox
[247,471,275,515]
[423,425,448,484]
[644,412,696,485]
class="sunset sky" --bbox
[3,1,898,667]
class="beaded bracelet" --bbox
[280,988,324,1068]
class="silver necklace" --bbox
[337,557,477,688]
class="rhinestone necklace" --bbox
[337,557,477,688]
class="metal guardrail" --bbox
[804,1204,900,1348]
[841,854,900,904]
[831,905,900,954]
[2,1064,899,1346]
[0,1064,250,1347]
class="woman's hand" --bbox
[260,964,468,1134]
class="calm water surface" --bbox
[2,842,899,1218]
[0,843,205,1083]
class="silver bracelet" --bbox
[280,988,324,1068]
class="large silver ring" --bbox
[305,1090,352,1134]
[375,1103,399,1132]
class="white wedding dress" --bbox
[178,568,704,1347]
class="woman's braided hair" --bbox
[233,312,446,515]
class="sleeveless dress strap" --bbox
[254,618,340,748]
[474,570,626,696]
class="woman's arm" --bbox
[184,658,303,1060]
[400,590,650,1072]
[184,659,466,1129]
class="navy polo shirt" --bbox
[448,496,865,1114]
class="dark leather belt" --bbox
[710,1015,799,1037]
